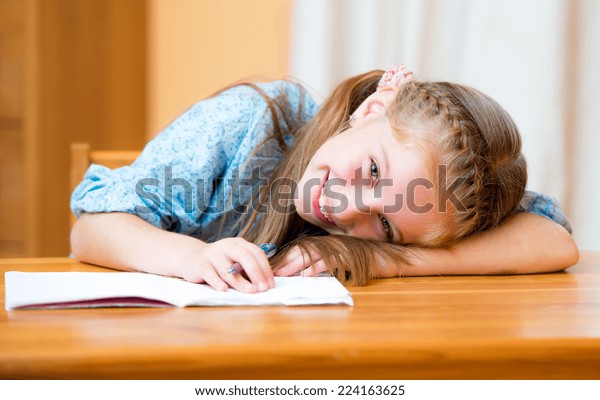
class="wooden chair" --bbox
[70,143,141,228]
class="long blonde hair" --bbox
[219,71,527,285]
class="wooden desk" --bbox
[1,252,599,379]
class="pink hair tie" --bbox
[377,64,414,91]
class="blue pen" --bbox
[227,243,277,275]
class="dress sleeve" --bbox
[70,81,318,237]
[70,85,266,234]
[516,190,572,233]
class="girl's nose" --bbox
[327,183,379,236]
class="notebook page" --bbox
[4,272,353,309]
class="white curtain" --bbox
[290,0,600,250]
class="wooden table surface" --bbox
[1,252,600,379]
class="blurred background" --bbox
[0,0,598,257]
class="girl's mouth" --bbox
[312,171,336,227]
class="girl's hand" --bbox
[178,238,275,293]
[274,245,329,277]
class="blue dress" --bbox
[70,81,572,242]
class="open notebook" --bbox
[4,271,354,309]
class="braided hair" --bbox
[235,72,526,284]
[387,81,527,245]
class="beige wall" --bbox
[147,0,291,137]
[0,0,291,257]
[0,0,147,257]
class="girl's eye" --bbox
[370,159,379,182]
[371,159,391,241]
[380,215,392,241]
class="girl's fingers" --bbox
[196,263,229,292]
[184,238,279,293]
[194,253,256,293]
[276,246,323,277]
[215,261,257,293]
[227,245,271,292]
[217,245,275,293]
[299,260,329,277]
[239,241,275,289]
[275,257,306,276]
[279,245,303,265]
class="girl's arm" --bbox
[70,212,274,293]
[386,190,578,277]
[277,212,579,278]
[70,83,305,292]
[376,212,579,278]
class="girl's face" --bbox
[293,90,443,244]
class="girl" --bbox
[70,66,578,293]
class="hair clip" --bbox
[377,64,414,91]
